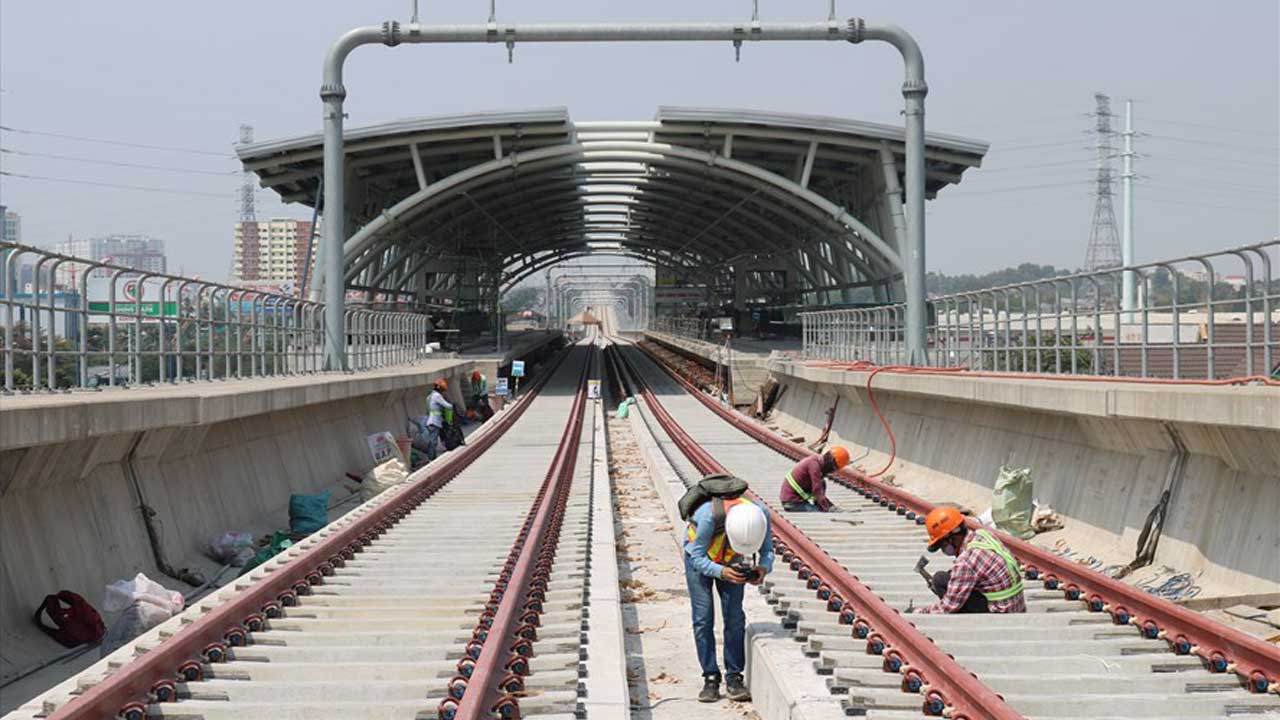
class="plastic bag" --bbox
[991,465,1036,540]
[289,490,332,535]
[208,532,255,566]
[361,458,408,502]
[240,531,294,575]
[102,573,184,616]
[616,397,634,419]
[100,600,172,658]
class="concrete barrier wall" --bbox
[764,359,1280,597]
[0,363,471,687]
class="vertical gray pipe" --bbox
[857,21,928,365]
[321,27,383,371]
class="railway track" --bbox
[16,339,613,720]
[602,329,1280,720]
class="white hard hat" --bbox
[725,502,767,555]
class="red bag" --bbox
[34,591,106,647]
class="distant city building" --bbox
[53,234,168,287]
[2,206,20,245]
[0,205,20,296]
[233,218,315,287]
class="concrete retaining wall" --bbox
[764,359,1280,598]
[0,362,472,691]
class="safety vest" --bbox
[968,529,1024,602]
[785,471,815,504]
[428,392,453,424]
[686,497,753,565]
[475,376,487,395]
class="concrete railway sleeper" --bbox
[608,335,1280,719]
[30,340,606,720]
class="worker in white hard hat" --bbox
[684,488,773,703]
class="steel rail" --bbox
[445,345,594,720]
[609,340,1020,720]
[45,348,574,720]
[636,341,1280,696]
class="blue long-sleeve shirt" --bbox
[683,499,775,579]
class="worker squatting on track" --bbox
[780,446,851,512]
[469,370,493,422]
[681,474,775,703]
[911,506,1027,614]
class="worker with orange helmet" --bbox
[421,377,454,462]
[913,506,1026,614]
[780,446,850,512]
[470,370,493,422]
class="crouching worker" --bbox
[780,446,850,512]
[680,474,774,703]
[915,506,1026,614]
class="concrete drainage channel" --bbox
[609,337,1280,720]
[6,340,630,720]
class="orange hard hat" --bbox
[434,378,448,391]
[925,506,965,551]
[471,370,482,381]
[828,446,851,469]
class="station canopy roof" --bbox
[238,107,987,301]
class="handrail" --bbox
[798,240,1279,380]
[0,241,434,391]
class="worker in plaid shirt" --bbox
[915,506,1026,614]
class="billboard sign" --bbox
[655,286,709,304]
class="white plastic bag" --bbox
[208,531,255,566]
[103,573,184,616]
[361,458,409,502]
[100,600,172,657]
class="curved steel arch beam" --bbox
[333,141,898,292]
[358,169,868,294]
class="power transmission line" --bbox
[1143,196,1280,214]
[953,180,1092,196]
[0,170,230,197]
[1145,133,1279,153]
[0,147,237,176]
[0,125,232,157]
[1142,116,1278,138]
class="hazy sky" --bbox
[2,1,1277,281]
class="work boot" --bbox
[698,673,721,702]
[725,673,751,701]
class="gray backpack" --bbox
[678,474,749,535]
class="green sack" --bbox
[616,397,634,419]
[289,490,332,535]
[239,531,294,576]
[991,465,1035,540]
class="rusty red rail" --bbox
[639,342,1280,696]
[443,347,593,720]
[47,350,572,720]
[611,343,1021,720]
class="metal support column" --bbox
[321,17,929,368]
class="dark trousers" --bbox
[782,502,824,513]
[931,570,989,614]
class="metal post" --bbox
[1121,99,1136,316]
[322,17,929,368]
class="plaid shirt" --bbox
[918,529,1027,614]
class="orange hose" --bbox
[830,359,1277,480]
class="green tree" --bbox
[502,286,542,313]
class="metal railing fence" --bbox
[650,316,715,343]
[801,241,1279,380]
[1,242,436,392]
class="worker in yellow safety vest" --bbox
[913,506,1027,614]
[780,446,850,512]
[684,492,774,703]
